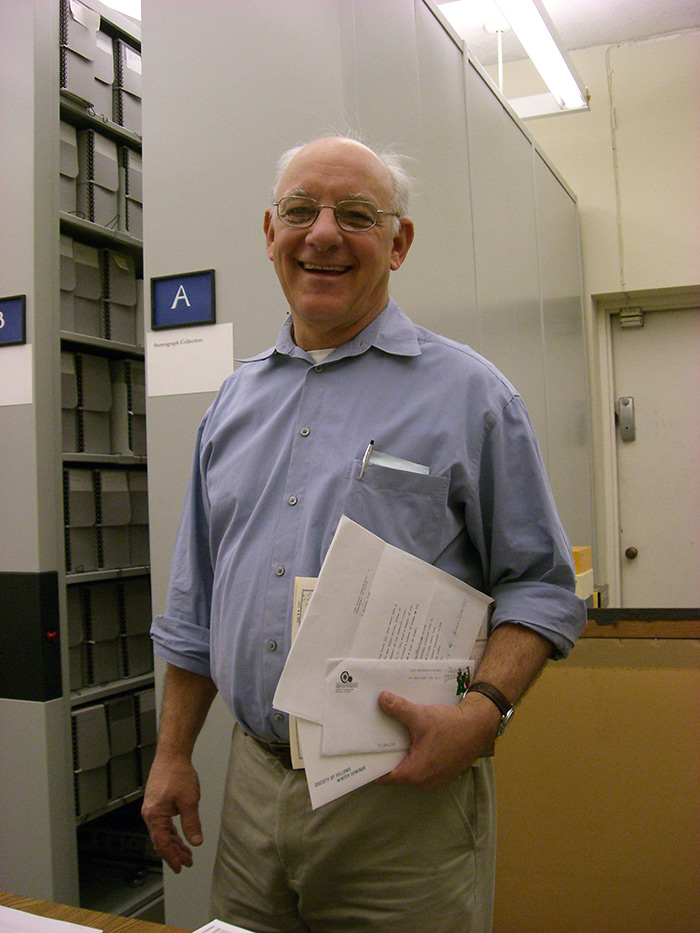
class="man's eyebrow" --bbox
[282,188,378,204]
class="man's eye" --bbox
[285,206,315,221]
[338,203,377,228]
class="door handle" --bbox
[617,396,636,441]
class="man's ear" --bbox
[390,218,415,271]
[263,209,275,260]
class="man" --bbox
[143,136,586,932]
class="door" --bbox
[611,306,700,607]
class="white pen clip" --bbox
[359,439,374,479]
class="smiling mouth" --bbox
[299,262,350,276]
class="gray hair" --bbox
[271,136,414,229]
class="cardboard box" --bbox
[113,87,142,136]
[135,688,157,745]
[62,352,79,409]
[129,525,150,567]
[119,148,143,239]
[110,360,146,455]
[61,46,95,106]
[109,750,139,799]
[138,744,156,783]
[72,703,110,771]
[124,633,153,677]
[79,353,112,408]
[74,765,108,818]
[60,123,79,214]
[65,469,96,526]
[67,586,88,691]
[93,30,115,121]
[79,354,113,453]
[60,0,99,105]
[104,250,139,343]
[127,471,149,525]
[73,242,102,300]
[62,0,100,59]
[62,352,79,453]
[106,695,137,756]
[98,470,131,525]
[87,581,121,683]
[60,237,77,331]
[89,637,121,684]
[575,568,595,600]
[66,526,99,573]
[114,39,142,97]
[122,576,152,634]
[572,545,593,575]
[77,130,120,228]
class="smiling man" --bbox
[263,137,414,350]
[143,136,586,932]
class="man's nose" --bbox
[305,205,343,248]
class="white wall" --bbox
[497,30,700,594]
[499,31,700,296]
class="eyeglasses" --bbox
[272,196,400,232]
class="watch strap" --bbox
[467,681,514,735]
[466,681,513,716]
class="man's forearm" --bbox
[467,621,553,707]
[156,663,218,758]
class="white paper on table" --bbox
[192,919,256,933]
[0,906,98,933]
[321,657,476,756]
[273,516,492,725]
[296,717,404,810]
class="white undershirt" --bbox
[307,348,335,363]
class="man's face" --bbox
[264,138,414,350]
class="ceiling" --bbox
[436,0,700,66]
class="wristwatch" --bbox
[467,681,514,736]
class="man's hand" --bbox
[142,749,204,873]
[375,690,501,791]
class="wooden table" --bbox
[0,893,191,933]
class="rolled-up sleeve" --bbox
[151,417,214,676]
[474,394,587,658]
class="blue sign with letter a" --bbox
[151,269,216,330]
[0,295,27,346]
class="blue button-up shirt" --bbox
[152,299,586,742]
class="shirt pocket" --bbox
[341,459,450,565]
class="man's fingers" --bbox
[150,818,194,873]
[180,809,204,847]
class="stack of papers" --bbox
[273,516,492,808]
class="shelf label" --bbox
[146,323,233,397]
[0,295,27,347]
[150,269,216,330]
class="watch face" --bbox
[497,707,515,736]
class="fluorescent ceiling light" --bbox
[493,0,587,110]
[438,0,588,117]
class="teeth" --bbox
[302,263,347,272]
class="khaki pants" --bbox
[210,726,496,932]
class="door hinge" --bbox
[619,307,644,328]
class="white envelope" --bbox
[322,658,476,756]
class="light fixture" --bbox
[494,0,588,114]
[438,0,588,118]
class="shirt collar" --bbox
[236,298,422,365]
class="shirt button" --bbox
[275,566,285,576]
[267,640,277,652]
[288,495,298,506]
[314,364,324,372]
[300,426,310,437]
[273,713,284,723]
